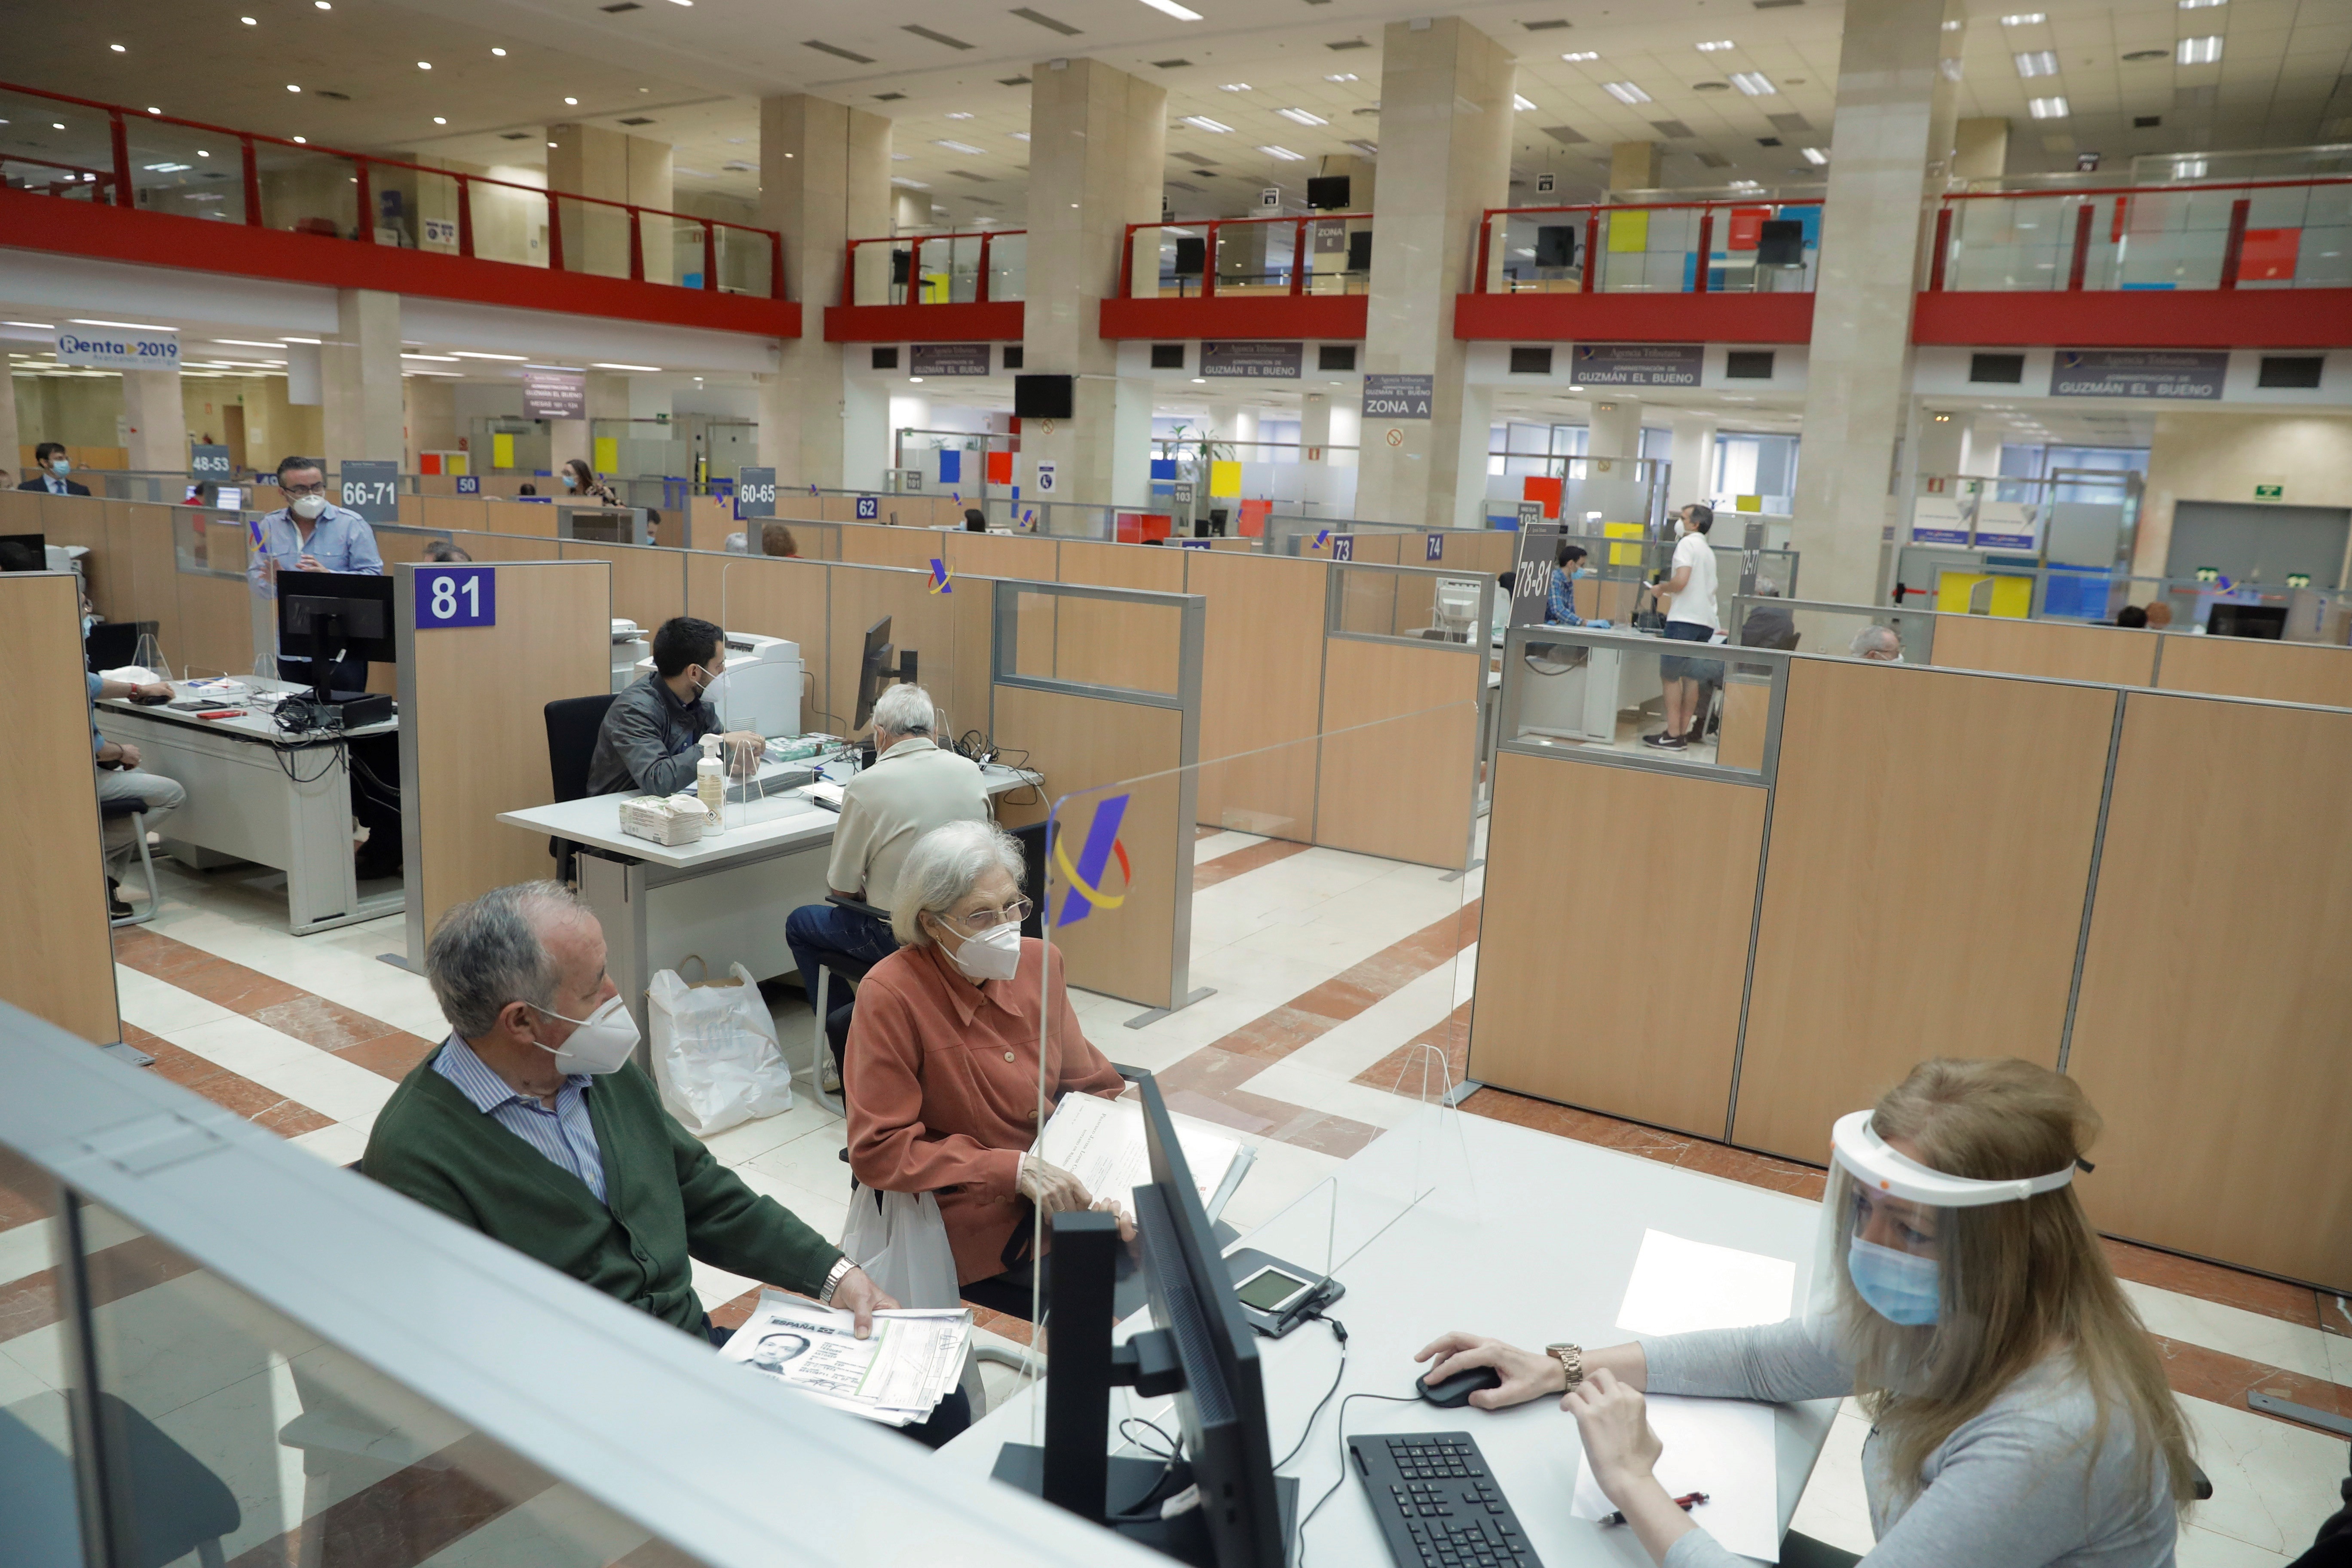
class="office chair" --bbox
[103,801,159,929]
[0,1392,243,1568]
[542,693,617,886]
[1011,820,1049,939]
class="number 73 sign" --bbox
[415,566,496,628]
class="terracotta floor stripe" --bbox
[115,928,437,1082]
[123,1023,336,1138]
[1193,838,1309,890]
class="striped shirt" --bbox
[431,1035,608,1204]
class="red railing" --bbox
[1927,178,2352,293]
[0,79,784,298]
[1117,211,1373,300]
[840,229,1025,307]
[1471,199,1823,295]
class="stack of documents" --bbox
[720,1290,971,1427]
[1033,1091,1254,1224]
[1568,1230,1799,1562]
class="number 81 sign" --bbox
[416,566,496,629]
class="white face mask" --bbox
[941,919,1022,984]
[532,994,640,1075]
[291,493,328,521]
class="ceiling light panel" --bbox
[1602,81,1651,103]
[1729,72,1776,94]
[2027,95,2069,118]
[2175,35,2221,62]
[2014,50,2060,76]
[1277,107,1328,125]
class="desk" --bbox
[940,1107,1837,1567]
[94,680,403,934]
[496,763,1042,1037]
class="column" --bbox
[1609,142,1662,194]
[1300,391,1333,513]
[1356,17,1516,531]
[1586,397,1642,460]
[403,374,457,470]
[1788,0,1966,604]
[1667,413,1718,511]
[1020,57,1164,507]
[757,95,891,491]
[549,373,628,482]
[548,125,675,282]
[320,288,403,468]
[121,370,187,475]
[0,366,21,481]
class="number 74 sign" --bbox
[415,565,496,628]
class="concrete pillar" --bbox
[548,125,675,282]
[1020,57,1164,508]
[1952,118,2009,184]
[0,370,21,481]
[1668,413,1718,511]
[1586,397,1643,462]
[1356,18,1516,531]
[550,373,628,481]
[320,288,402,468]
[1957,413,2003,476]
[1788,0,1966,605]
[403,374,457,469]
[1300,392,1333,511]
[1610,142,1663,193]
[756,95,891,491]
[1916,410,1964,478]
[121,371,187,475]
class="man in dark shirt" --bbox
[585,616,764,796]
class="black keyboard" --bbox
[1349,1430,1543,1568]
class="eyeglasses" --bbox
[281,481,326,497]
[937,897,1033,933]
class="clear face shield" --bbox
[1807,1111,2080,1386]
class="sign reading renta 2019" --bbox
[57,327,180,371]
[2050,349,2226,400]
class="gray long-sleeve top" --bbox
[585,671,721,797]
[1637,1317,2177,1568]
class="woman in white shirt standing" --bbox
[1645,503,1721,751]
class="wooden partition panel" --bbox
[375,527,448,567]
[2066,693,2352,1289]
[1187,551,1326,839]
[1470,750,1765,1136]
[993,683,1187,1009]
[1438,531,1516,579]
[398,561,611,959]
[560,541,687,634]
[687,551,832,723]
[492,499,562,539]
[689,496,732,549]
[2154,635,2352,710]
[0,488,46,535]
[0,574,119,1044]
[175,573,254,678]
[421,496,493,537]
[396,492,428,526]
[105,503,184,657]
[1053,541,1186,692]
[1314,636,1481,868]
[1057,539,1185,595]
[946,530,1057,584]
[33,492,108,596]
[825,563,972,739]
[443,530,562,564]
[1732,660,2114,1163]
[1930,615,2158,688]
[837,523,940,574]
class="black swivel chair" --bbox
[0,1393,242,1568]
[543,693,617,886]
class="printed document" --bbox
[1034,1092,1253,1223]
[720,1290,969,1427]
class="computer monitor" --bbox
[277,570,398,697]
[0,533,45,572]
[2208,603,2287,640]
[852,615,918,732]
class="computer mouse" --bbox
[1415,1365,1503,1408]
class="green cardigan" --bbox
[363,1043,841,1335]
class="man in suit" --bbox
[20,443,90,496]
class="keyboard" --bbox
[1350,1430,1543,1568]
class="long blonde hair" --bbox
[1840,1059,2197,1506]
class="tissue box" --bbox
[619,794,713,846]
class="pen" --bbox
[1600,1492,1707,1527]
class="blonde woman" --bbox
[1421,1059,2196,1567]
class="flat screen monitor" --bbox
[0,533,45,572]
[1014,374,1076,421]
[853,615,916,732]
[1534,225,1577,269]
[1305,174,1350,210]
[2208,603,2288,640]
[277,569,398,671]
[563,508,640,545]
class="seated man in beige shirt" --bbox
[786,683,992,1088]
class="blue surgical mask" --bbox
[83,613,99,635]
[51,457,71,475]
[1572,567,1594,579]
[1847,1236,1940,1326]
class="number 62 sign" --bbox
[416,566,495,628]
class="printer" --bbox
[637,632,804,738]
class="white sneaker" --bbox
[820,1059,842,1095]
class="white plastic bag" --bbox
[648,961,793,1136]
[840,1188,962,1309]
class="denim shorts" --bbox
[1657,619,1722,683]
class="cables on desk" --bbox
[1284,1316,1420,1568]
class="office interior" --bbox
[3,1,2351,1566]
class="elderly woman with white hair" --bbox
[844,819,1130,1320]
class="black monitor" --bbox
[2208,603,2288,640]
[1015,374,1076,421]
[0,533,44,572]
[992,1072,1292,1566]
[853,614,918,732]
[277,570,397,698]
[1534,225,1577,269]
[1305,174,1350,211]
[86,620,156,669]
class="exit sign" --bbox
[2254,482,2285,500]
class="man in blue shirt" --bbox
[1547,542,1591,626]
[247,454,383,692]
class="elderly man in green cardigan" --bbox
[365,881,968,1442]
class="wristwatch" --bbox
[1546,1342,1586,1392]
[817,1256,856,1307]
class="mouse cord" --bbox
[1295,1383,1424,1568]
[1274,1313,1350,1472]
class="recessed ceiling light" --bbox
[1181,115,1233,132]
[1277,107,1328,125]
[934,139,985,154]
[314,0,329,8]
[1008,131,1031,141]
[1801,146,1827,164]
[1729,71,1776,94]
[2176,34,2222,61]
[892,177,931,189]
[2027,95,2069,118]
[2178,0,2224,8]
[1258,144,1305,161]
[449,351,527,360]
[491,46,507,55]
[1513,94,1537,111]
[2014,49,2059,77]
[564,96,579,105]
[945,110,975,119]
[286,84,301,92]
[240,14,257,22]
[2000,11,2044,23]
[417,60,432,69]
[400,353,460,361]
[432,116,447,125]
[1323,73,1357,83]
[1220,82,1253,92]
[280,337,322,343]
[1561,51,1599,62]
[110,43,126,52]
[1695,40,1734,50]
[292,135,307,143]
[1138,0,1203,17]
[1602,81,1652,103]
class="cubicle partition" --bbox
[0,573,121,1047]
[1470,625,2352,1290]
[397,559,613,961]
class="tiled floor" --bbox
[34,833,2352,1565]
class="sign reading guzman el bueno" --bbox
[1570,343,1703,387]
[2049,349,2226,400]
[1200,341,1303,379]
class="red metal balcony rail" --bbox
[0,79,784,298]
[1928,177,2352,293]
[1117,212,1375,300]
[840,230,1026,307]
[1471,199,1823,296]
